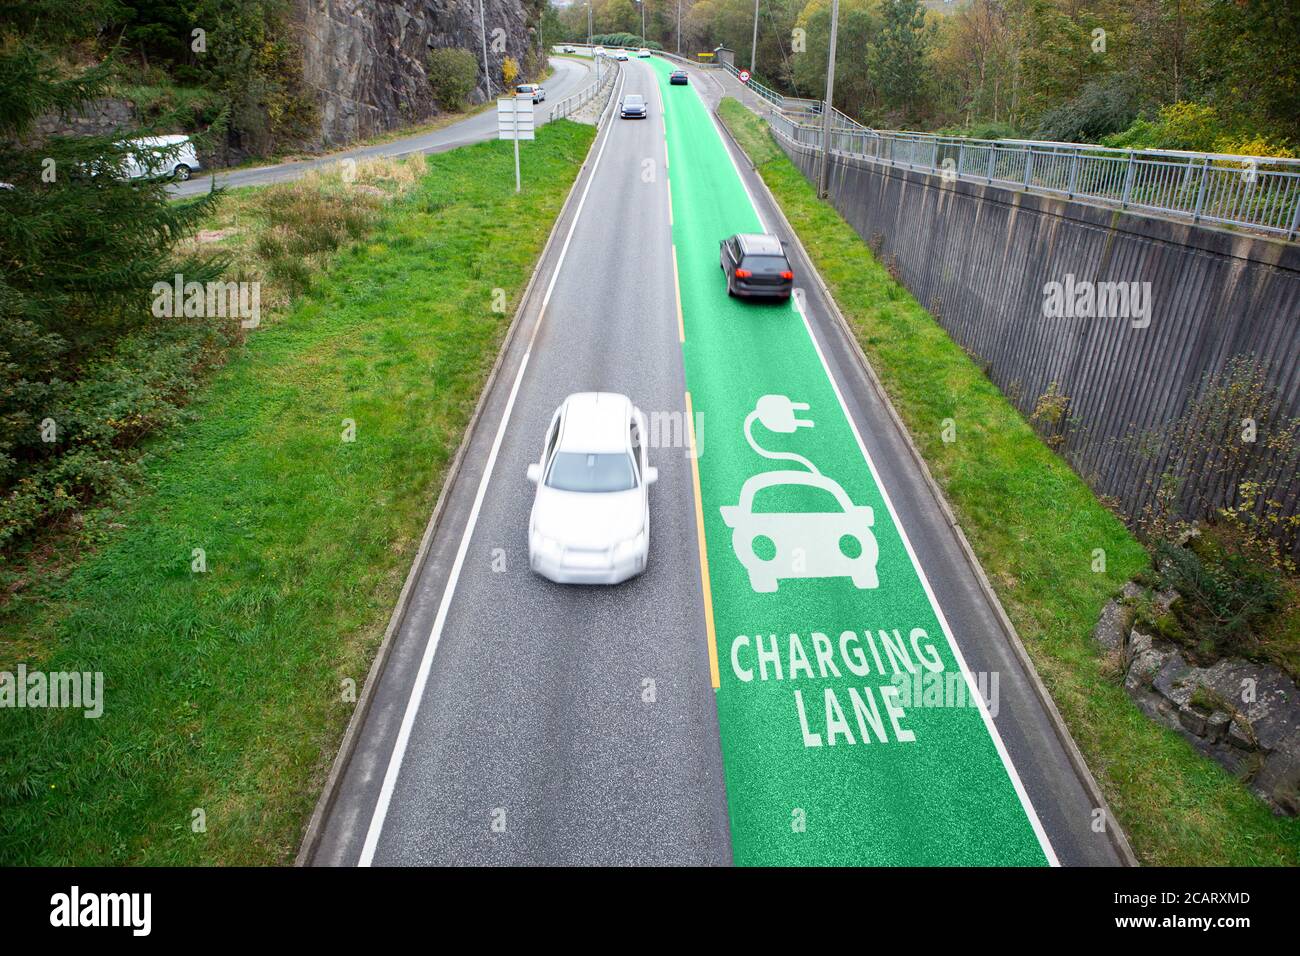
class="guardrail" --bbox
[780,102,870,134]
[550,55,620,122]
[717,60,785,111]
[769,117,1300,239]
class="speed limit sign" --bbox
[739,69,751,83]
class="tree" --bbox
[790,0,882,120]
[868,0,929,121]
[1195,0,1300,144]
[599,0,640,35]
[427,48,480,111]
[0,0,222,544]
[929,0,1020,127]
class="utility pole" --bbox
[750,0,759,74]
[479,0,492,98]
[589,0,599,84]
[637,0,645,42]
[677,0,681,55]
[817,0,840,199]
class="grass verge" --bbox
[718,97,1300,866]
[0,119,596,864]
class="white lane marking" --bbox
[699,91,1060,866]
[358,68,629,867]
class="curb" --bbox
[715,104,1140,868]
[294,107,614,867]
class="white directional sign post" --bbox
[497,95,535,193]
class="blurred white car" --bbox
[593,46,607,57]
[121,135,201,181]
[614,50,630,61]
[526,392,657,584]
[637,48,652,58]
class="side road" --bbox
[172,58,591,197]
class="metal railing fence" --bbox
[550,56,621,122]
[769,117,1300,238]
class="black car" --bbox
[669,69,689,85]
[619,94,648,119]
[720,233,794,299]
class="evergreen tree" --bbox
[869,0,929,121]
[0,0,221,526]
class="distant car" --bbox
[619,93,648,119]
[516,83,545,103]
[526,392,657,585]
[719,233,794,299]
[121,135,201,181]
[593,46,607,57]
[669,69,689,85]
[614,50,630,61]
[562,45,575,53]
[637,48,652,58]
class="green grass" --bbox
[0,120,596,865]
[718,97,1300,866]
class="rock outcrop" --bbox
[295,0,537,147]
[1093,587,1300,815]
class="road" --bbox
[172,57,592,198]
[308,56,1126,866]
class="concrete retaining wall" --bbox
[776,135,1300,549]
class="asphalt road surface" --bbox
[308,57,1126,867]
[172,57,592,198]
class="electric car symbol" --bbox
[719,395,880,593]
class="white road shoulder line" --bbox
[358,70,628,866]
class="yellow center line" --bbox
[685,390,720,690]
[671,244,684,343]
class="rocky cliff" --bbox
[295,0,538,147]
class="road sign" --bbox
[496,97,535,141]
[497,96,535,193]
[739,69,750,83]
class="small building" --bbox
[713,46,734,69]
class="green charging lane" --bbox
[651,58,1054,866]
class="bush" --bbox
[1033,74,1141,144]
[1155,531,1285,662]
[932,121,1020,141]
[1105,101,1221,152]
[427,47,480,112]
[1103,102,1296,158]
[0,318,239,557]
[589,33,661,51]
[1208,134,1297,161]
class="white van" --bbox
[121,135,202,181]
